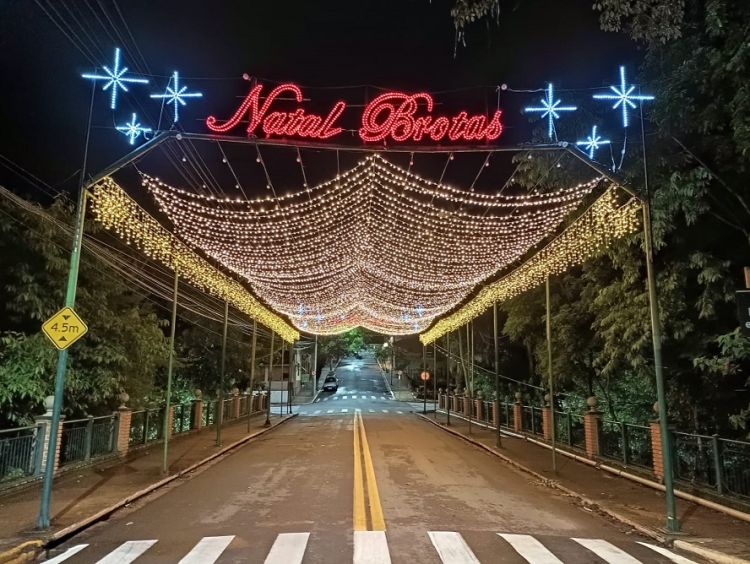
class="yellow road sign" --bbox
[42,307,88,350]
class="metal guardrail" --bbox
[60,415,117,467]
[0,425,43,482]
[599,420,653,470]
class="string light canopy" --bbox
[419,187,641,345]
[140,154,604,335]
[89,177,299,343]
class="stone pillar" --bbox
[650,420,664,481]
[192,400,203,431]
[35,397,64,475]
[232,388,241,419]
[513,393,523,433]
[542,406,553,441]
[116,407,132,455]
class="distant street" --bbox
[45,355,700,562]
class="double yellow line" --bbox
[353,410,385,531]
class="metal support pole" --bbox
[265,332,274,426]
[432,342,437,416]
[546,275,556,473]
[36,82,96,530]
[162,271,179,474]
[643,202,679,532]
[494,301,501,447]
[446,331,451,426]
[422,345,427,414]
[216,301,229,447]
[639,100,679,533]
[466,323,472,434]
[280,340,285,416]
[248,319,257,433]
[390,339,395,388]
[313,334,318,395]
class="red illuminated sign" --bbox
[206,83,503,144]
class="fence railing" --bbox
[129,407,163,446]
[60,415,117,467]
[0,425,44,483]
[437,394,750,506]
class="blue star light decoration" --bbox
[524,83,577,139]
[150,71,203,123]
[81,47,149,110]
[576,125,610,159]
[117,113,152,145]
[593,66,654,127]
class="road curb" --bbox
[673,541,750,564]
[416,413,750,563]
[6,414,296,558]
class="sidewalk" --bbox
[424,411,750,562]
[0,413,292,552]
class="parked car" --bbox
[322,375,338,392]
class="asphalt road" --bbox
[44,355,701,563]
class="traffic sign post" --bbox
[42,307,88,350]
[420,369,430,415]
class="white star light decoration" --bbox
[524,83,577,139]
[576,125,610,159]
[150,71,203,123]
[593,66,654,127]
[81,47,149,110]
[117,113,152,145]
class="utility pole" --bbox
[494,301,501,448]
[248,319,257,433]
[546,275,556,473]
[432,341,437,416]
[422,345,427,414]
[162,271,179,474]
[216,300,229,447]
[446,331,451,426]
[313,334,318,396]
[265,332,274,427]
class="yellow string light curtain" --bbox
[143,154,604,335]
[89,177,300,343]
[419,187,642,345]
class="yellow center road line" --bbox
[353,411,367,531]
[357,411,386,531]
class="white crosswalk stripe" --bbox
[354,531,392,563]
[371,395,376,399]
[342,408,348,413]
[343,395,349,399]
[498,533,564,563]
[573,538,642,563]
[96,540,158,563]
[43,531,695,563]
[42,545,88,563]
[265,532,310,564]
[179,535,234,563]
[314,410,321,414]
[382,409,389,413]
[428,531,480,564]
[327,409,334,413]
[638,542,698,563]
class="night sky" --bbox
[1,0,636,199]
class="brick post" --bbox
[475,399,483,421]
[438,390,444,409]
[166,406,174,439]
[463,395,471,416]
[492,402,498,427]
[584,410,602,458]
[192,399,203,431]
[650,420,664,481]
[116,407,132,455]
[232,391,240,419]
[513,402,523,433]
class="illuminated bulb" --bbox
[222,158,227,163]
